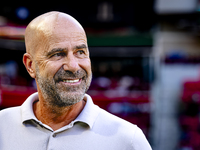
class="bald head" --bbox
[25,11,86,56]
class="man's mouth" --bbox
[61,79,81,84]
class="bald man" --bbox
[0,12,152,150]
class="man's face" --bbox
[34,28,92,107]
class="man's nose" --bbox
[63,52,79,73]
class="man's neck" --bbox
[33,98,86,131]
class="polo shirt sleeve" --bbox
[132,127,152,150]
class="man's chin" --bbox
[56,91,85,106]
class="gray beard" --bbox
[35,66,92,108]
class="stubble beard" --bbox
[35,66,92,108]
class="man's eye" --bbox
[77,50,85,55]
[52,52,65,57]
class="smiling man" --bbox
[0,11,152,150]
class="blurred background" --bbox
[1,0,200,149]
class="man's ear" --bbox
[23,53,36,78]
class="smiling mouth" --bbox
[62,79,81,84]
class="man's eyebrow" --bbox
[74,44,88,50]
[47,48,66,57]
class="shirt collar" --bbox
[21,92,39,123]
[21,92,100,129]
[74,94,100,128]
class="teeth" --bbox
[63,79,79,83]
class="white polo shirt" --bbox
[0,92,152,150]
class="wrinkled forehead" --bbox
[51,17,87,42]
[47,22,87,52]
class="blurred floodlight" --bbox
[155,0,197,14]
[16,7,29,20]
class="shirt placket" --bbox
[47,122,75,150]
